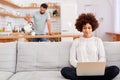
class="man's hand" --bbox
[48,32,53,35]
[24,15,32,23]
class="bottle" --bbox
[6,22,12,32]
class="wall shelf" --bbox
[0,0,20,8]
[0,0,60,9]
[17,6,39,9]
[0,12,7,16]
[0,12,24,18]
[0,0,60,18]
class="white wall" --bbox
[60,1,78,34]
[60,0,80,41]
[76,0,114,41]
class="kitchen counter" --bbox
[0,32,80,42]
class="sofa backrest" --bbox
[103,42,120,69]
[16,42,72,72]
[0,42,17,72]
[16,42,120,72]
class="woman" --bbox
[61,13,119,80]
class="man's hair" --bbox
[40,3,48,9]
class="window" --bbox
[114,0,120,33]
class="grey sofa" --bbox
[0,41,120,80]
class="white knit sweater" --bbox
[70,36,106,68]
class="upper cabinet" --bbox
[0,0,60,18]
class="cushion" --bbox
[0,71,13,80]
[103,42,120,68]
[58,42,72,68]
[0,42,16,72]
[113,73,120,80]
[17,42,60,72]
[9,71,69,80]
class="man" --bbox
[24,3,52,42]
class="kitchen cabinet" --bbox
[0,32,80,42]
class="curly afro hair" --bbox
[75,13,99,32]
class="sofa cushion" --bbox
[17,42,72,72]
[114,73,120,80]
[17,42,60,72]
[58,42,72,68]
[0,42,16,72]
[103,42,120,80]
[9,71,68,80]
[103,42,120,68]
[0,71,13,80]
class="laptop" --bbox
[76,62,106,76]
